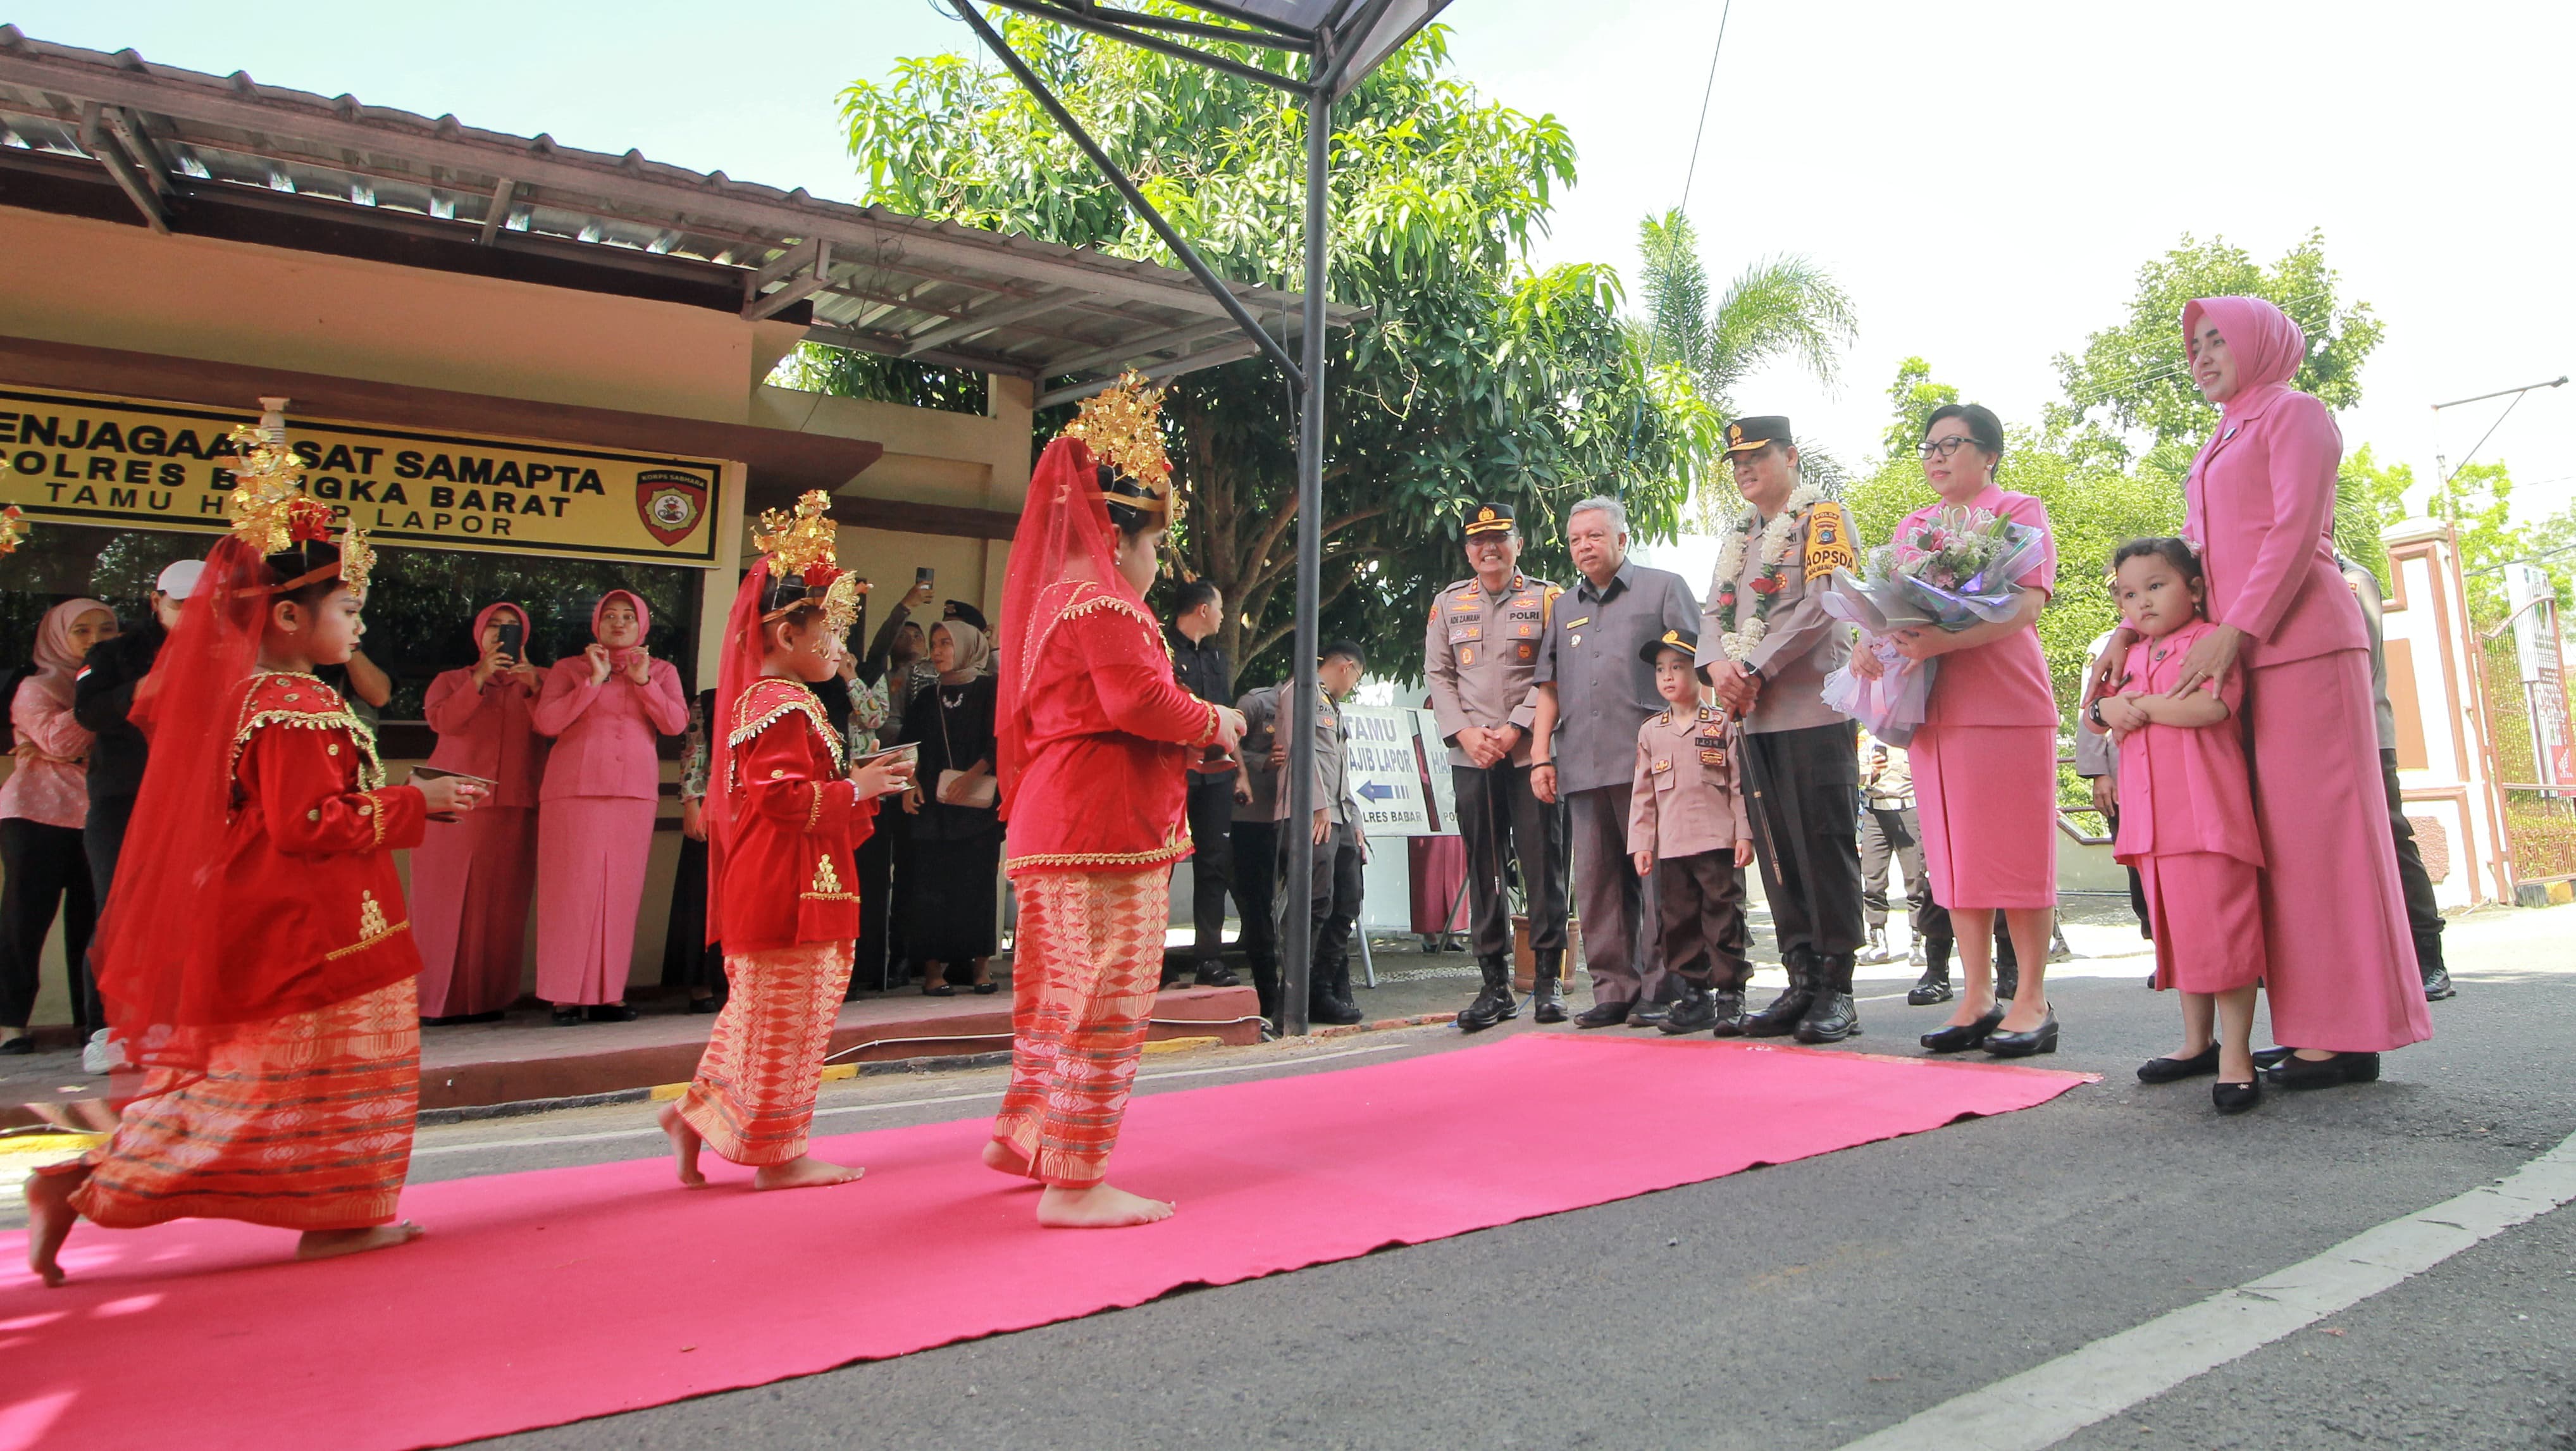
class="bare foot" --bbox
[295,1221,424,1262]
[982,1139,1036,1180]
[750,1155,863,1191]
[24,1169,81,1288]
[1036,1182,1175,1228]
[659,1103,707,1188]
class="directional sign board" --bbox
[1341,706,1461,837]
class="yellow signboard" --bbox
[0,387,725,567]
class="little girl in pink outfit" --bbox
[2094,538,2267,1114]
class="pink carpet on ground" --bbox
[1,1034,2087,1451]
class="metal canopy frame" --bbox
[0,26,1359,408]
[953,0,1447,1036]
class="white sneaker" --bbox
[80,1029,126,1075]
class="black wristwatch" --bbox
[2087,699,2108,729]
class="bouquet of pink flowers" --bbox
[1817,506,2047,743]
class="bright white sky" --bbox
[17,1,2573,525]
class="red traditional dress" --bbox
[59,669,431,1231]
[674,675,874,1166]
[991,436,1222,1188]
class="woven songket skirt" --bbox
[676,942,854,1166]
[63,979,420,1231]
[991,868,1167,1187]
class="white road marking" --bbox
[1834,1129,2576,1450]
[410,1040,1409,1159]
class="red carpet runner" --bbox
[1,1034,2086,1450]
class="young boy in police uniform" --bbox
[1626,630,1756,1035]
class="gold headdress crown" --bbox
[225,404,375,593]
[753,490,838,580]
[753,490,865,633]
[1060,371,1175,520]
[0,506,28,558]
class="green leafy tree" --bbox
[836,16,1716,686]
[1633,209,1855,521]
[2045,230,2384,483]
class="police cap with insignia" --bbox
[1463,502,1517,537]
[1640,627,1701,664]
[1721,416,1793,456]
[943,599,990,632]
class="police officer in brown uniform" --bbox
[1425,503,1571,1029]
[1694,416,1870,1043]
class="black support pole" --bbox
[955,3,1308,390]
[1280,63,1330,1037]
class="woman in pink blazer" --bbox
[532,590,689,1023]
[2090,296,2429,1087]
[412,602,548,1023]
[1858,405,2062,1058]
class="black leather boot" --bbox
[1308,957,1362,1026]
[1531,950,1568,1024]
[1457,955,1520,1033]
[1737,949,1816,1038]
[1795,952,1861,1043]
[1907,935,1954,1006]
[1706,985,1749,1037]
[1659,984,1723,1034]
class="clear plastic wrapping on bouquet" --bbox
[1821,635,1933,746]
[1819,509,2048,636]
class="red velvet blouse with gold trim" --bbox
[218,671,429,1019]
[715,677,876,952]
[1004,582,1222,875]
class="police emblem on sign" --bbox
[636,470,709,546]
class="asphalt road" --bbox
[387,901,2570,1450]
[19,903,2573,1449]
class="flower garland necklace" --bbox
[1710,482,1828,661]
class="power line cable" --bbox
[1677,0,1733,215]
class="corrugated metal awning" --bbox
[0,26,1363,403]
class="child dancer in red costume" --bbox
[660,492,914,1190]
[986,378,1247,1228]
[25,418,487,1286]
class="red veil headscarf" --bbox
[995,436,1156,804]
[94,535,320,1078]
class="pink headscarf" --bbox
[2183,296,2306,418]
[590,589,650,668]
[27,597,112,709]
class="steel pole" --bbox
[1280,73,1330,1036]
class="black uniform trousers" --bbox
[1655,851,1750,990]
[1288,821,1365,995]
[1741,721,1866,959]
[1230,818,1281,1016]
[851,821,896,995]
[2381,747,2445,974]
[76,798,132,1031]
[1449,761,1568,962]
[1183,775,1238,966]
[0,818,97,1030]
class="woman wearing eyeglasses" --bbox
[1850,404,2062,1057]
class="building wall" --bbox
[2382,520,2516,907]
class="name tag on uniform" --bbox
[1563,616,1590,629]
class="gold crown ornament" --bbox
[753,489,839,582]
[1061,371,1177,521]
[0,506,28,558]
[820,572,866,638]
[224,414,376,592]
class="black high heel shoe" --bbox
[2212,1079,2261,1114]
[1982,1009,2059,1059]
[2138,1044,2220,1084]
[2265,1050,2380,1090]
[1920,1005,2005,1054]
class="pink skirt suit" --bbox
[411,603,548,1018]
[530,593,690,1006]
[2183,296,2427,1054]
[2111,620,2265,993]
[1901,485,2060,912]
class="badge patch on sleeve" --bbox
[1802,501,1858,578]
